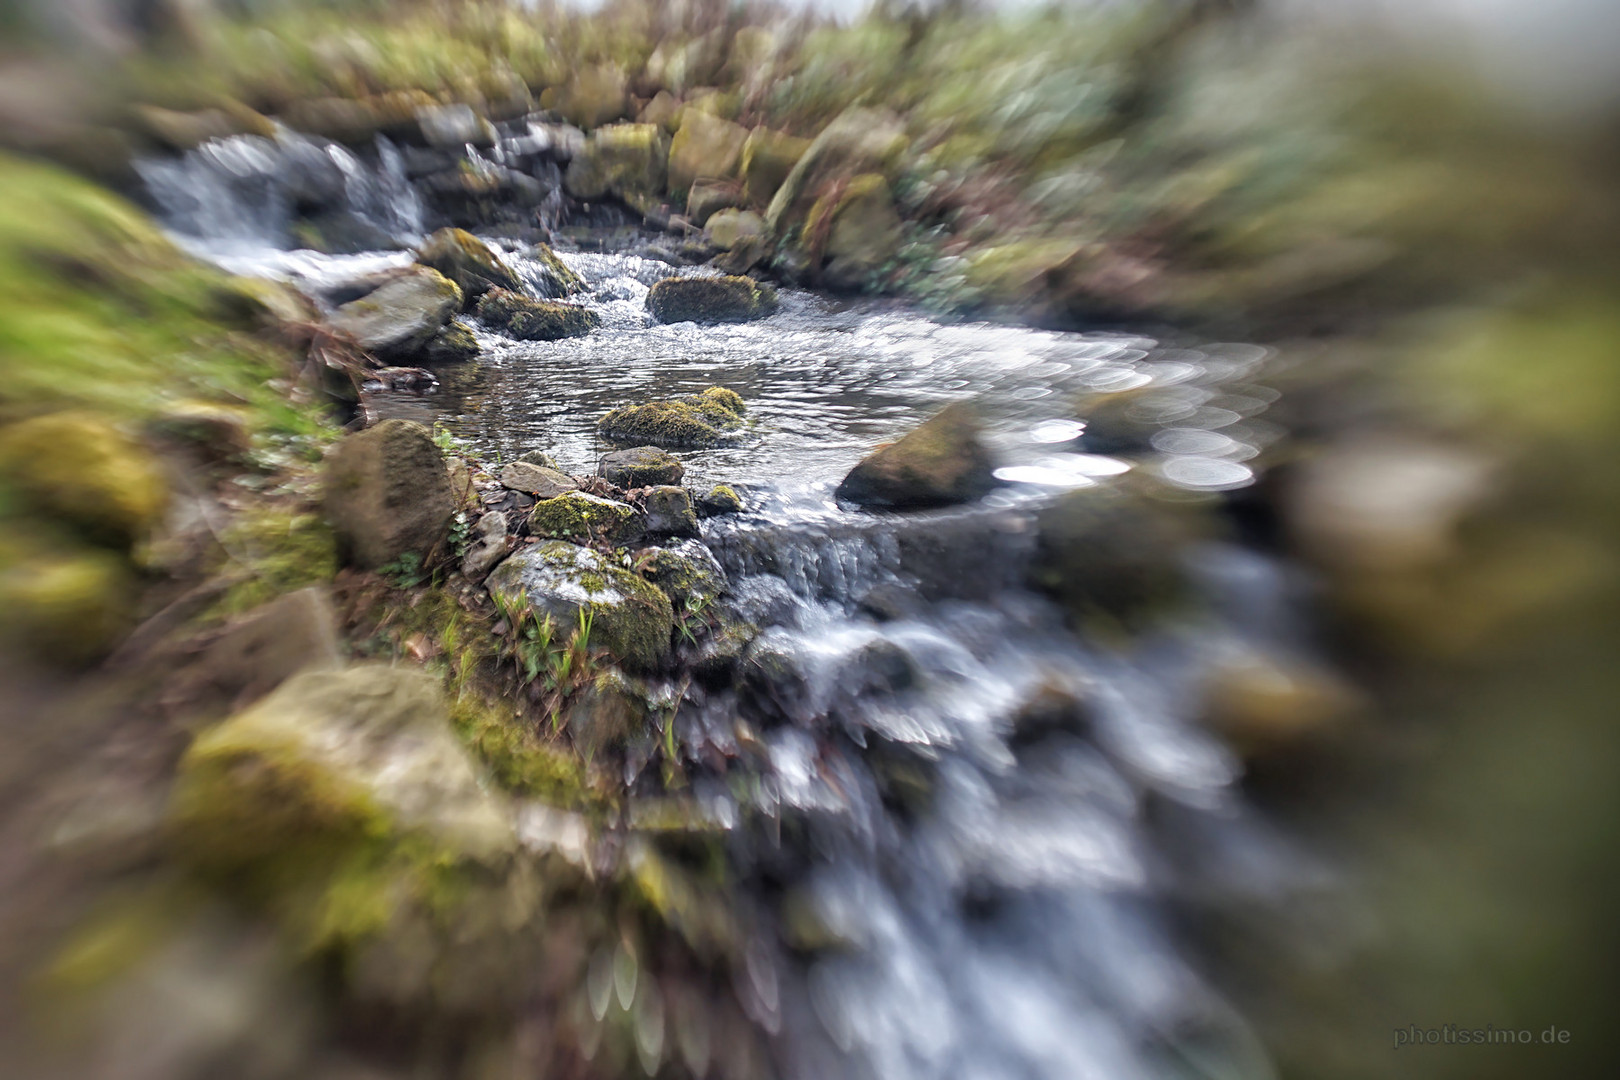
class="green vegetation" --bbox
[598,385,749,448]
[474,288,599,340]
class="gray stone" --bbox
[486,541,673,670]
[835,403,998,510]
[324,419,454,569]
[597,446,684,487]
[416,103,496,149]
[640,485,699,538]
[324,266,462,362]
[499,461,579,498]
[461,510,509,578]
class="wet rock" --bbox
[639,485,699,538]
[422,320,480,364]
[686,179,745,226]
[186,588,344,712]
[527,491,644,545]
[668,110,749,195]
[1031,479,1213,628]
[765,106,908,235]
[563,123,669,210]
[419,163,548,229]
[645,275,777,325]
[598,446,685,487]
[856,582,920,622]
[1007,679,1091,746]
[323,419,454,569]
[324,266,462,362]
[0,410,168,548]
[461,510,509,578]
[835,402,998,510]
[216,275,319,332]
[543,63,630,129]
[486,541,674,670]
[413,227,521,305]
[564,669,650,758]
[363,366,436,391]
[643,539,729,609]
[517,241,585,298]
[134,104,253,151]
[598,387,748,448]
[704,209,766,251]
[414,103,496,149]
[696,484,743,517]
[170,664,512,868]
[805,173,902,292]
[474,288,599,340]
[741,127,811,208]
[279,97,389,145]
[499,461,578,498]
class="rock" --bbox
[597,446,685,487]
[170,665,512,868]
[686,179,745,226]
[0,540,134,665]
[413,227,522,305]
[474,288,599,340]
[1007,679,1091,746]
[446,456,475,507]
[518,449,559,469]
[644,275,777,324]
[563,669,649,758]
[486,541,674,670]
[499,461,578,498]
[544,63,629,129]
[562,123,669,210]
[461,510,509,578]
[134,104,245,152]
[526,491,644,545]
[422,320,481,364]
[638,90,681,132]
[414,103,496,149]
[149,400,253,461]
[290,209,399,255]
[280,96,387,146]
[0,411,167,548]
[704,209,766,251]
[640,486,699,538]
[1031,478,1213,629]
[516,242,585,298]
[216,275,319,331]
[696,484,743,516]
[668,110,749,195]
[805,173,902,292]
[323,419,454,569]
[598,387,748,449]
[741,127,811,208]
[324,266,462,362]
[765,106,908,236]
[1200,647,1360,758]
[419,162,547,229]
[835,403,998,510]
[643,539,729,609]
[188,588,344,712]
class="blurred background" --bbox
[1,1,1617,1078]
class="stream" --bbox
[140,131,1332,1080]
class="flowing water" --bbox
[142,134,1332,1080]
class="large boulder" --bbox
[705,209,766,251]
[645,275,777,325]
[686,179,746,227]
[563,123,669,211]
[542,63,630,129]
[804,173,902,292]
[598,387,748,449]
[597,446,685,487]
[475,288,599,340]
[667,110,749,195]
[324,266,462,362]
[526,491,645,546]
[644,539,728,610]
[323,419,454,569]
[835,403,998,510]
[741,127,811,208]
[765,106,908,236]
[413,228,521,306]
[499,461,578,498]
[0,411,168,549]
[170,664,512,868]
[486,541,674,670]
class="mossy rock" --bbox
[686,179,746,227]
[0,535,136,665]
[423,320,480,364]
[518,242,585,299]
[149,399,254,460]
[526,491,644,546]
[639,485,699,538]
[563,669,651,759]
[835,403,999,510]
[765,106,909,236]
[668,110,749,196]
[597,446,684,487]
[323,419,453,570]
[643,539,729,610]
[450,693,591,805]
[705,209,767,252]
[545,63,629,129]
[486,541,673,671]
[324,266,462,362]
[696,484,743,516]
[742,127,811,208]
[562,123,669,209]
[598,387,748,449]
[413,228,521,306]
[804,173,903,292]
[645,276,778,325]
[474,288,599,341]
[0,411,168,549]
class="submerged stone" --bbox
[413,227,521,305]
[835,403,998,510]
[323,419,454,569]
[598,387,748,449]
[645,275,777,324]
[475,288,599,341]
[597,446,685,487]
[486,541,673,670]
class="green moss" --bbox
[0,529,136,665]
[644,275,778,325]
[215,507,339,616]
[598,386,749,449]
[0,410,168,549]
[450,693,593,807]
[414,227,521,303]
[524,241,586,298]
[527,491,640,544]
[474,288,599,341]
